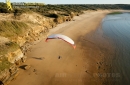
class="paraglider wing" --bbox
[45,34,76,49]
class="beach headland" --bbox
[8,10,117,85]
[0,2,130,84]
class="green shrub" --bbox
[108,12,122,15]
[45,13,59,18]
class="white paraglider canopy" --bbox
[45,34,76,49]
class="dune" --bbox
[9,10,114,85]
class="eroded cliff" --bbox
[0,11,75,84]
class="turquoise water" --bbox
[102,12,130,85]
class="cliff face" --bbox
[0,11,74,84]
[7,49,24,64]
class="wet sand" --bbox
[9,10,115,85]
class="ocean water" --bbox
[102,12,130,85]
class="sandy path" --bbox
[9,10,112,85]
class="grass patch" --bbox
[0,42,19,55]
[0,56,13,72]
[0,21,28,39]
[108,12,122,15]
[0,42,19,72]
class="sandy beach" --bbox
[9,10,115,85]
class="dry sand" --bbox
[9,10,114,85]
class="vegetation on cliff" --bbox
[0,42,19,72]
[0,21,28,39]
[108,11,123,15]
[0,56,12,72]
[0,2,130,17]
[0,20,28,72]
[0,42,19,56]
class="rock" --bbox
[21,56,27,63]
[33,69,36,72]
[0,81,4,85]
[85,70,88,73]
[98,66,101,69]
[7,49,24,64]
[0,36,10,45]
[24,65,31,70]
[0,65,19,85]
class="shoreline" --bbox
[9,10,113,85]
